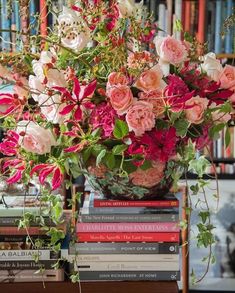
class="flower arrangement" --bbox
[0,0,235,281]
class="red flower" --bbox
[0,130,19,156]
[0,93,23,118]
[53,77,96,121]
[3,159,25,184]
[30,164,63,190]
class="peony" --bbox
[218,65,235,91]
[58,7,90,52]
[185,96,209,124]
[154,36,188,65]
[90,103,117,138]
[16,121,57,155]
[200,52,223,81]
[139,90,165,118]
[38,94,66,124]
[126,100,155,136]
[117,0,142,17]
[129,161,165,188]
[135,65,166,92]
[166,74,189,96]
[28,75,46,102]
[108,85,134,115]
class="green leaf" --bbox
[96,149,107,166]
[140,160,152,171]
[91,128,102,138]
[113,119,129,139]
[199,211,210,224]
[225,126,231,148]
[175,119,190,137]
[112,144,128,155]
[209,123,225,139]
[189,156,210,178]
[105,153,116,169]
[122,160,138,174]
[82,147,92,163]
[91,144,106,157]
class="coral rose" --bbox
[108,85,133,115]
[139,90,165,118]
[218,65,235,91]
[16,121,57,155]
[135,65,166,92]
[126,100,155,136]
[185,96,209,124]
[154,36,188,65]
[129,161,165,188]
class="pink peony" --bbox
[154,36,188,65]
[90,103,117,138]
[135,65,166,92]
[129,161,165,188]
[126,100,155,136]
[185,96,209,124]
[165,74,189,96]
[108,85,133,115]
[218,65,235,91]
[16,121,57,155]
[139,90,165,118]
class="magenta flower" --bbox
[0,93,23,117]
[3,159,25,184]
[0,130,19,156]
[30,164,63,190]
[90,103,117,138]
[53,77,96,121]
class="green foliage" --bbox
[188,157,211,178]
[174,119,190,137]
[113,119,129,139]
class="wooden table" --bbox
[0,281,179,293]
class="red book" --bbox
[184,0,191,32]
[197,0,206,43]
[76,222,179,233]
[77,232,180,243]
[40,0,48,47]
[94,199,179,208]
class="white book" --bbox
[174,0,182,40]
[0,250,59,261]
[158,4,166,37]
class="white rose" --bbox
[117,0,143,17]
[38,94,66,124]
[46,69,67,88]
[201,53,223,81]
[39,51,56,64]
[58,6,90,52]
[32,60,45,83]
[28,75,46,101]
[17,121,57,155]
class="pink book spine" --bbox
[76,222,179,233]
[94,200,179,208]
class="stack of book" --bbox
[0,194,69,283]
[70,192,180,281]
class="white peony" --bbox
[201,53,223,81]
[58,6,90,52]
[38,94,66,124]
[17,121,57,155]
[28,75,46,101]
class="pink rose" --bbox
[108,85,133,114]
[129,161,165,188]
[107,72,129,87]
[185,96,209,124]
[218,65,235,91]
[38,94,66,124]
[139,90,165,118]
[126,100,155,136]
[135,65,166,92]
[17,121,57,154]
[154,36,188,65]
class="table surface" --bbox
[0,281,179,293]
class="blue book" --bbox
[30,0,37,35]
[214,0,222,53]
[1,0,11,51]
[225,0,233,53]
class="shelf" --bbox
[185,173,235,180]
[0,281,179,293]
[216,53,235,59]
[207,158,235,164]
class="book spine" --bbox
[166,0,172,35]
[1,0,11,51]
[93,200,179,208]
[0,235,50,242]
[0,217,56,227]
[79,213,179,223]
[0,269,64,282]
[0,260,58,270]
[73,254,179,263]
[158,4,166,37]
[40,0,48,47]
[174,0,182,40]
[77,232,180,242]
[71,242,179,255]
[0,250,59,261]
[82,207,179,215]
[76,222,179,233]
[76,261,179,271]
[225,0,233,53]
[197,0,206,44]
[78,270,180,281]
[184,0,191,32]
[215,0,222,53]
